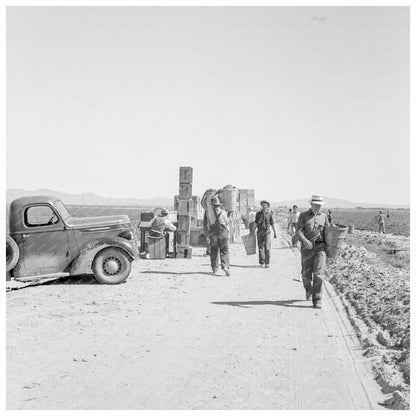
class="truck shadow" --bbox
[45,275,100,285]
[211,299,313,309]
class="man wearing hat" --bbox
[150,208,177,253]
[253,200,277,268]
[208,195,231,276]
[296,195,329,309]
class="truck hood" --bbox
[66,215,132,230]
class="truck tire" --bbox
[6,236,19,273]
[92,247,131,284]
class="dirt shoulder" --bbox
[7,228,386,410]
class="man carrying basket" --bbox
[296,195,329,309]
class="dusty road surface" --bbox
[7,228,386,410]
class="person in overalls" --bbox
[253,200,277,268]
[296,195,329,309]
[208,196,230,276]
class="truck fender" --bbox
[69,237,139,276]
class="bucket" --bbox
[242,233,257,255]
[325,225,348,258]
[222,186,239,212]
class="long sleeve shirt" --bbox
[150,216,177,234]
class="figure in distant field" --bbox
[287,205,300,236]
[252,200,277,268]
[377,211,386,234]
[207,196,230,276]
[327,209,333,225]
[296,195,329,309]
[150,208,177,252]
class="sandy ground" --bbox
[6,227,386,410]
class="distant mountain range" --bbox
[6,189,409,209]
[273,197,409,209]
[6,188,173,208]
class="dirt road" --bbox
[7,227,386,410]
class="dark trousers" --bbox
[257,231,271,265]
[209,232,230,270]
[301,244,326,300]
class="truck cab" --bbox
[7,196,139,284]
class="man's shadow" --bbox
[211,299,313,309]
[141,270,214,276]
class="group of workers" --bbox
[148,194,330,309]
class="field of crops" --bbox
[322,208,409,237]
[6,204,410,237]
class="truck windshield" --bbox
[55,200,71,221]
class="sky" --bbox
[6,6,410,205]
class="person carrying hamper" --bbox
[207,196,231,276]
[296,195,329,309]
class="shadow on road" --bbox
[229,264,261,269]
[141,270,214,276]
[211,299,313,309]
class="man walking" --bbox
[208,196,231,276]
[253,200,277,268]
[296,195,329,309]
[377,211,386,234]
[287,205,300,236]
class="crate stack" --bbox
[176,167,193,258]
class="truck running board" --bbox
[14,272,70,282]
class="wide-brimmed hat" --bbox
[210,196,222,206]
[159,208,169,216]
[260,200,270,207]
[309,195,325,205]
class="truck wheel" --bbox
[92,247,131,284]
[6,236,19,273]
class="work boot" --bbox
[223,268,231,277]
[313,299,322,309]
[306,291,312,301]
[265,264,270,268]
[212,267,219,275]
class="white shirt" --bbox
[289,211,300,223]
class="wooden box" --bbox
[176,245,192,259]
[190,228,207,247]
[179,184,192,199]
[177,231,191,246]
[178,199,193,216]
[177,215,191,232]
[148,236,166,259]
[179,167,193,184]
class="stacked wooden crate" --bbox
[177,167,193,258]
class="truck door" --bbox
[19,204,70,275]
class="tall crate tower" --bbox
[177,167,193,258]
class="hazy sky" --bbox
[6,6,409,204]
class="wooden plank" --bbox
[177,231,191,246]
[177,215,191,232]
[179,184,192,199]
[178,199,193,215]
[179,167,193,184]
[148,236,166,259]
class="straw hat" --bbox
[309,195,325,205]
[158,208,169,216]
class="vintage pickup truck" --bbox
[6,196,139,284]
